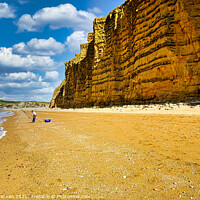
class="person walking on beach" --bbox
[32,110,37,123]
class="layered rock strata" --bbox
[50,0,200,108]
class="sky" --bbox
[0,0,125,102]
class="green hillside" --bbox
[0,100,49,108]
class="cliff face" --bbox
[50,0,200,108]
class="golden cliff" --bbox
[50,0,200,108]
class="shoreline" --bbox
[0,108,199,199]
[0,110,14,139]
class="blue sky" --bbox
[0,0,125,102]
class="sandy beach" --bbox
[0,105,200,199]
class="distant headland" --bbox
[0,99,49,109]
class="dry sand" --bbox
[0,105,200,199]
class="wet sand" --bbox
[0,107,200,199]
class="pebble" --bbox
[179,195,181,198]
[62,187,71,191]
[190,186,194,188]
[123,176,127,179]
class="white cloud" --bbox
[0,72,45,88]
[13,37,65,56]
[16,3,96,32]
[65,31,88,53]
[4,71,41,82]
[88,7,102,14]
[16,14,37,32]
[0,81,47,89]
[0,3,16,18]
[32,87,55,95]
[0,83,53,102]
[18,0,29,5]
[43,71,59,82]
[0,72,61,102]
[0,47,58,72]
[0,75,49,99]
[0,91,53,102]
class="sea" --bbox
[0,110,14,139]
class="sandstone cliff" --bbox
[50,0,200,108]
